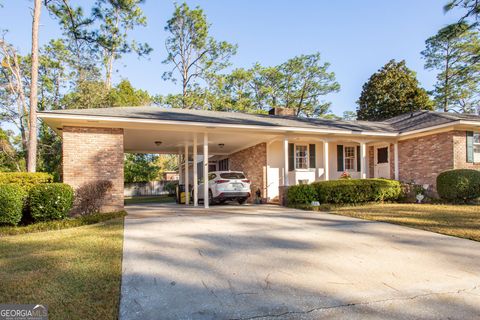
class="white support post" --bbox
[394,142,399,180]
[360,142,367,179]
[184,143,189,205]
[283,137,289,186]
[193,134,198,207]
[178,149,182,182]
[203,133,209,209]
[323,141,329,181]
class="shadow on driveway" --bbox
[120,203,480,320]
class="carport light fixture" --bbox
[154,141,162,146]
[218,143,225,149]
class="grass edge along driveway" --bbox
[329,203,480,242]
[0,217,124,320]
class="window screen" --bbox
[474,132,480,163]
[218,158,229,171]
[344,146,355,170]
[377,147,389,164]
[295,145,308,169]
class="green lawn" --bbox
[124,194,176,204]
[0,211,126,236]
[329,203,480,242]
[0,217,124,319]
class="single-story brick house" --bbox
[38,106,480,210]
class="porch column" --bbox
[178,148,182,182]
[360,142,367,179]
[323,141,329,181]
[203,133,209,209]
[283,137,289,186]
[394,142,399,180]
[184,143,189,205]
[193,134,198,206]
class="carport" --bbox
[38,107,282,210]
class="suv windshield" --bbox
[220,172,245,179]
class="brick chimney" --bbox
[268,107,296,117]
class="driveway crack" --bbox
[229,285,479,320]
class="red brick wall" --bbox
[453,130,480,170]
[63,126,124,212]
[389,143,395,179]
[228,143,267,201]
[398,131,455,189]
[368,146,374,178]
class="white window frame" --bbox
[474,132,480,163]
[344,145,357,171]
[295,144,309,170]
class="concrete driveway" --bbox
[120,203,480,320]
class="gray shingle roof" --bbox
[385,110,480,132]
[39,106,480,134]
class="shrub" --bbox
[73,180,113,215]
[287,179,402,206]
[313,179,402,204]
[437,169,480,203]
[0,184,27,226]
[0,172,53,192]
[287,184,317,205]
[164,181,178,195]
[29,183,74,221]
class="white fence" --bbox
[124,180,177,197]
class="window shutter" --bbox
[466,131,474,163]
[309,144,316,168]
[337,145,344,172]
[356,145,361,172]
[288,143,295,171]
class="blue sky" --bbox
[0,0,463,116]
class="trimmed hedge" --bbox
[29,183,74,222]
[287,184,317,205]
[437,169,480,203]
[0,172,53,192]
[287,179,402,206]
[0,184,27,226]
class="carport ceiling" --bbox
[124,128,277,155]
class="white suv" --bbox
[197,171,251,205]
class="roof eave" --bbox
[38,112,398,137]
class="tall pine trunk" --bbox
[27,0,41,172]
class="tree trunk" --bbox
[27,0,42,172]
[444,43,450,112]
[182,76,188,108]
[105,54,114,89]
[104,8,120,89]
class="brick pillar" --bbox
[229,143,267,203]
[368,146,374,178]
[62,126,124,212]
[389,143,395,180]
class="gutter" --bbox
[38,112,399,137]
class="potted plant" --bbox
[414,184,429,203]
[340,171,352,180]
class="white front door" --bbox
[374,145,390,178]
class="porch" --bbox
[175,132,400,204]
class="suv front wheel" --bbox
[237,198,247,205]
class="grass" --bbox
[0,211,127,236]
[328,203,480,242]
[124,194,175,204]
[0,216,124,320]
